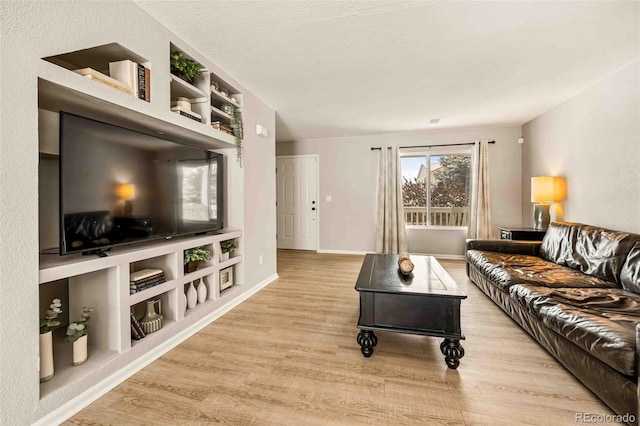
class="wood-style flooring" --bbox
[67,250,617,425]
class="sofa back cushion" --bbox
[621,242,640,294]
[571,225,639,285]
[540,222,580,266]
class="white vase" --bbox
[73,334,88,366]
[39,331,54,382]
[197,278,207,303]
[181,290,188,315]
[187,281,197,309]
[221,252,229,261]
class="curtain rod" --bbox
[371,141,495,151]
[399,140,495,150]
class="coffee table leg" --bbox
[440,338,465,369]
[357,330,377,357]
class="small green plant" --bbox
[170,51,203,84]
[184,246,212,264]
[221,103,243,167]
[220,240,237,254]
[40,299,62,334]
[65,307,94,343]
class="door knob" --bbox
[312,207,316,211]
[312,201,316,204]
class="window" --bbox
[401,150,472,227]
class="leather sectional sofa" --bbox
[466,222,640,424]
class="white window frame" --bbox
[400,146,473,230]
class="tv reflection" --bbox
[178,158,218,225]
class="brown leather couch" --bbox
[466,222,640,425]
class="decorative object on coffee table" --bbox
[397,253,414,275]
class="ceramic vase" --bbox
[139,299,163,334]
[73,334,88,366]
[197,278,207,304]
[221,252,229,262]
[39,331,54,382]
[186,282,197,309]
[181,290,188,315]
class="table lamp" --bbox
[531,176,566,230]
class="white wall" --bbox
[0,1,275,423]
[277,126,522,256]
[522,60,640,233]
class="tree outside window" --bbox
[401,152,472,227]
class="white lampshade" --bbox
[531,176,566,203]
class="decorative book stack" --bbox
[130,268,166,294]
[211,121,234,135]
[130,312,145,340]
[109,59,150,102]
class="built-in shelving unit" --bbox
[36,38,250,421]
[38,231,242,401]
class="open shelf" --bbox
[130,279,177,305]
[170,74,208,100]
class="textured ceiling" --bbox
[136,1,639,142]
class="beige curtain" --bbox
[468,141,496,239]
[375,147,407,253]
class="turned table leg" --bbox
[357,330,377,357]
[440,338,465,369]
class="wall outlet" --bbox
[259,254,263,265]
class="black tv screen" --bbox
[59,112,223,255]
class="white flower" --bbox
[76,324,85,331]
[53,298,61,304]
[53,307,62,313]
[69,323,78,330]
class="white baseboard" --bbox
[316,249,370,255]
[32,273,278,426]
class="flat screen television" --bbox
[59,112,223,255]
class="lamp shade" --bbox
[531,176,566,202]
[116,183,136,200]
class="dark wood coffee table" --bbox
[355,254,467,369]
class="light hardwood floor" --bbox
[67,251,618,425]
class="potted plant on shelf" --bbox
[39,298,62,382]
[65,306,94,366]
[184,246,211,273]
[170,51,203,85]
[220,240,237,262]
[221,103,244,167]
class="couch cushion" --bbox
[621,242,640,294]
[467,250,617,292]
[540,222,580,266]
[571,225,640,285]
[510,285,640,376]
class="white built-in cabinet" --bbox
[37,40,248,417]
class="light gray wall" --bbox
[277,126,523,255]
[522,60,640,233]
[0,1,276,423]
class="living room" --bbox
[1,1,638,425]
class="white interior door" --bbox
[276,156,318,250]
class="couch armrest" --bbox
[465,239,541,256]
